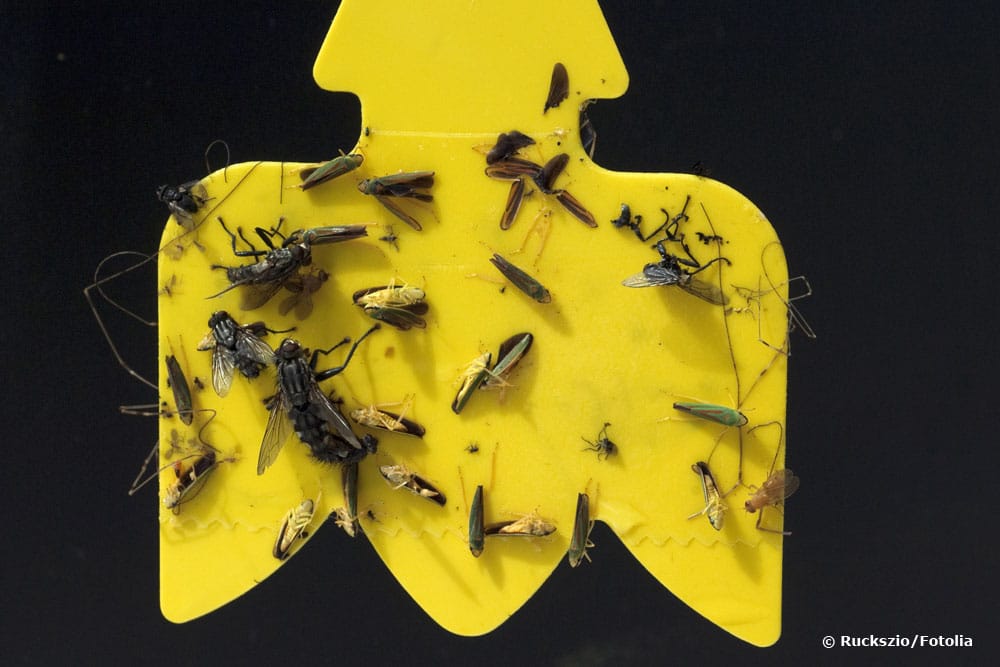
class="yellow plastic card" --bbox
[156,0,792,646]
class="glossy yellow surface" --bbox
[157,0,790,646]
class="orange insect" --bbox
[745,469,800,535]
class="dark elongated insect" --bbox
[210,217,368,310]
[568,492,593,567]
[579,99,597,158]
[196,311,288,397]
[621,239,731,305]
[273,498,317,559]
[379,464,445,505]
[486,130,535,165]
[357,171,434,231]
[485,157,540,230]
[157,180,209,229]
[257,326,380,475]
[469,485,485,557]
[352,283,429,330]
[486,154,595,228]
[165,355,193,425]
[581,422,616,460]
[544,62,569,112]
[489,253,551,303]
[483,332,533,389]
[298,153,364,191]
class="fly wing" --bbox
[236,330,276,366]
[622,263,678,288]
[776,470,801,500]
[239,280,284,311]
[680,276,729,306]
[258,391,293,474]
[309,384,363,450]
[211,346,236,397]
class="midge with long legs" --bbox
[210,217,369,310]
[257,325,381,475]
[743,422,800,535]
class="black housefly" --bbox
[621,239,731,305]
[156,181,209,229]
[210,217,368,310]
[257,326,381,475]
[197,311,292,397]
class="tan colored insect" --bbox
[688,461,727,531]
[486,511,556,538]
[273,498,317,560]
[745,469,800,535]
[331,506,357,538]
[379,464,446,506]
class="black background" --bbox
[5,1,995,664]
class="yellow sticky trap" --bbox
[156,0,792,646]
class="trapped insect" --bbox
[544,62,569,112]
[485,511,556,538]
[210,217,368,310]
[469,485,485,557]
[196,311,287,397]
[744,422,799,535]
[257,326,381,475]
[341,462,359,537]
[156,180,209,229]
[489,253,552,303]
[568,492,594,567]
[579,99,597,158]
[452,351,492,414]
[350,397,426,437]
[689,461,726,531]
[485,130,535,165]
[273,498,317,560]
[357,171,434,231]
[610,203,643,240]
[672,402,748,428]
[581,422,616,460]
[165,355,194,425]
[745,470,800,536]
[279,267,329,320]
[352,282,429,330]
[483,332,533,390]
[621,239,730,305]
[379,464,446,506]
[297,152,364,191]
